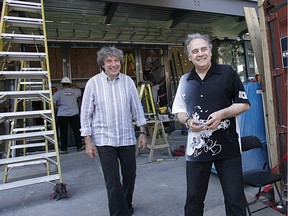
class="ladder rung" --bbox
[0,71,48,79]
[0,90,50,101]
[6,0,41,7]
[0,33,44,44]
[10,142,47,149]
[0,152,57,165]
[24,87,45,91]
[6,159,58,168]
[12,125,46,133]
[0,174,60,191]
[20,81,44,85]
[6,0,42,13]
[3,16,43,28]
[22,68,43,71]
[7,159,47,168]
[0,110,52,122]
[0,52,46,61]
[0,130,54,142]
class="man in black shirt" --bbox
[172,33,250,216]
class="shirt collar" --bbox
[187,61,221,80]
[101,70,121,82]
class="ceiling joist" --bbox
[170,10,191,28]
[104,3,119,24]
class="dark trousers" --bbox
[185,157,247,216]
[58,115,82,151]
[97,145,136,216]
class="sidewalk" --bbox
[0,131,284,216]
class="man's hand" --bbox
[187,119,206,132]
[205,111,223,130]
[205,103,250,130]
[84,136,97,159]
[138,134,148,150]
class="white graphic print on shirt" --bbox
[186,111,230,157]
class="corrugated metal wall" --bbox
[264,0,287,186]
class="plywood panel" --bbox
[70,48,99,79]
[48,47,63,79]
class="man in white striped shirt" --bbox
[80,46,147,216]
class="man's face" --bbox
[52,87,57,94]
[102,55,121,79]
[149,50,155,56]
[187,38,212,70]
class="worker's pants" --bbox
[185,157,247,216]
[58,115,82,151]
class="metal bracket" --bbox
[277,125,288,134]
[272,68,285,76]
[266,13,277,22]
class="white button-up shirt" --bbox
[80,71,146,147]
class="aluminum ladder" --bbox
[0,0,63,191]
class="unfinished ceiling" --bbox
[1,0,258,44]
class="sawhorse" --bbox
[146,120,172,162]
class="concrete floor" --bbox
[0,130,285,216]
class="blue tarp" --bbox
[239,81,267,172]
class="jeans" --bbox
[97,145,136,216]
[185,157,247,216]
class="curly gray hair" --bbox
[97,46,124,67]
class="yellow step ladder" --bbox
[0,0,62,191]
[137,81,157,120]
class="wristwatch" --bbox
[185,117,191,128]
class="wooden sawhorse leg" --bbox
[147,120,172,162]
